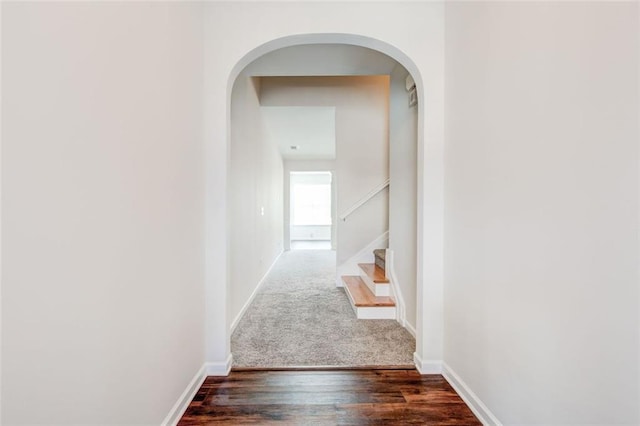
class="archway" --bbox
[205,33,444,375]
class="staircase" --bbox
[341,249,396,319]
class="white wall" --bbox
[2,3,205,424]
[260,76,390,265]
[444,2,639,424]
[389,63,418,331]
[0,2,4,421]
[229,76,284,328]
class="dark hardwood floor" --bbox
[178,369,481,425]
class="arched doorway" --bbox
[204,33,444,375]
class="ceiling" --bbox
[250,44,402,161]
[244,44,398,77]
[261,106,336,160]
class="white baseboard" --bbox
[206,353,233,376]
[385,249,407,332]
[161,364,207,426]
[413,352,442,374]
[230,250,283,333]
[405,321,416,338]
[443,363,502,426]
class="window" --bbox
[292,183,331,226]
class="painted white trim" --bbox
[335,231,389,287]
[385,249,407,329]
[413,352,442,374]
[338,178,389,221]
[161,364,207,426]
[230,250,283,333]
[206,353,234,376]
[443,363,502,426]
[405,321,416,339]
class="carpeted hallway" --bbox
[231,249,415,367]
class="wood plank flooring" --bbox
[179,369,481,425]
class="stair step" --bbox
[358,263,389,283]
[342,276,395,307]
[373,249,386,271]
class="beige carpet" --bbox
[231,250,415,367]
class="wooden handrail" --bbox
[339,179,390,221]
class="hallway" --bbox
[231,250,415,367]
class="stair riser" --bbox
[347,298,396,319]
[373,249,386,272]
[360,273,390,297]
[372,283,390,297]
[356,306,396,320]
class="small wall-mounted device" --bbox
[405,75,415,91]
[405,74,417,107]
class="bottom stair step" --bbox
[342,276,395,307]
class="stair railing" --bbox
[339,178,390,221]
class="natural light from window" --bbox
[292,183,332,226]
